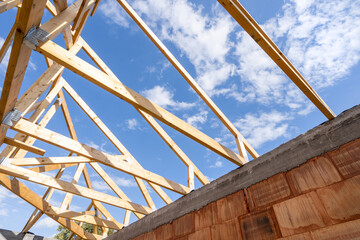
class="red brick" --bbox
[188,228,212,240]
[154,224,173,240]
[311,219,360,240]
[248,173,291,209]
[287,156,342,194]
[328,139,360,178]
[239,210,280,240]
[277,232,312,240]
[211,218,242,240]
[316,175,360,221]
[273,192,328,237]
[142,231,155,240]
[173,213,195,237]
[216,191,247,223]
[195,202,217,230]
[131,234,144,240]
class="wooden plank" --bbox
[0,164,152,214]
[0,24,15,63]
[11,156,96,166]
[4,137,46,156]
[52,0,73,49]
[11,118,191,195]
[0,0,20,14]
[0,0,48,145]
[54,208,123,230]
[37,40,245,165]
[116,0,256,159]
[73,8,91,42]
[218,0,335,120]
[0,173,101,239]
[29,163,77,173]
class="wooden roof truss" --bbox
[0,0,335,238]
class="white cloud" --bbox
[133,0,236,95]
[210,160,223,168]
[234,111,291,148]
[34,217,58,229]
[99,0,130,28]
[142,85,195,111]
[184,110,208,128]
[85,141,117,155]
[126,118,139,130]
[86,141,100,150]
[0,209,8,216]
[93,180,111,191]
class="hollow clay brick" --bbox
[316,175,360,221]
[287,156,341,194]
[327,139,360,178]
[248,173,291,209]
[273,192,327,236]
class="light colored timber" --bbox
[37,40,245,165]
[0,173,101,239]
[29,163,77,173]
[4,137,46,156]
[0,24,15,63]
[53,0,74,49]
[218,0,335,120]
[11,156,96,166]
[116,0,255,160]
[52,207,123,230]
[24,101,41,115]
[0,164,152,214]
[0,0,21,13]
[11,118,191,195]
[0,0,47,145]
[1,96,63,159]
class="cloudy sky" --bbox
[0,0,359,237]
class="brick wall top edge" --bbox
[107,104,360,240]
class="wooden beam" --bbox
[11,118,191,195]
[116,0,256,160]
[29,163,78,173]
[52,0,74,49]
[218,0,335,120]
[0,0,20,14]
[0,24,15,63]
[0,0,48,145]
[0,173,101,239]
[54,208,123,230]
[4,137,45,156]
[0,164,152,214]
[11,156,97,166]
[37,40,245,165]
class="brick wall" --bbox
[130,138,360,240]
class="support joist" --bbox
[36,40,245,165]
[0,164,152,214]
[11,118,191,195]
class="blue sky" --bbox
[0,0,359,237]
